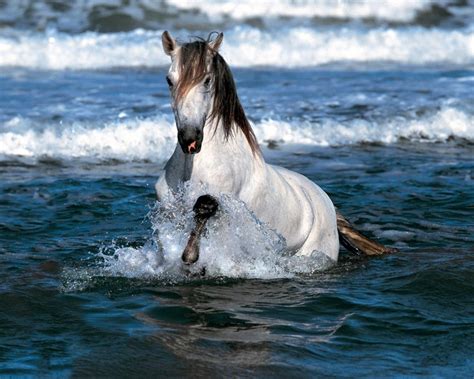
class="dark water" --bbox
[1,0,474,375]
[1,96,473,376]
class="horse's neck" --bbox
[194,118,260,175]
[169,119,262,193]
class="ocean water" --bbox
[1,0,473,377]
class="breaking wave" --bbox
[0,115,176,162]
[0,25,473,70]
[254,107,474,146]
[1,107,472,163]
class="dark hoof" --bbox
[193,195,218,219]
[183,266,207,278]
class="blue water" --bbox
[1,1,474,377]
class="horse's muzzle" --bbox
[178,129,203,154]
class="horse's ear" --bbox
[209,32,224,52]
[162,30,176,56]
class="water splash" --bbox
[61,185,335,291]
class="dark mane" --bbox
[176,37,260,155]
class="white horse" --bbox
[155,31,395,265]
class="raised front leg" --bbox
[182,195,219,264]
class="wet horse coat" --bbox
[156,31,395,265]
[155,32,339,263]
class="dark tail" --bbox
[336,212,398,256]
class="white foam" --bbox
[94,186,331,283]
[0,29,167,70]
[0,25,473,70]
[254,107,474,146]
[166,0,435,23]
[1,107,472,163]
[221,25,474,67]
[0,115,176,162]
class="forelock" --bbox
[175,40,210,101]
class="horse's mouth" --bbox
[180,139,202,154]
[178,133,203,154]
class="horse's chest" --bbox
[191,166,237,194]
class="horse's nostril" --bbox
[188,140,197,153]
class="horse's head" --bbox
[162,31,224,155]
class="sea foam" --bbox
[1,107,472,163]
[0,25,473,70]
[254,107,474,146]
[0,115,176,162]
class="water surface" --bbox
[1,0,474,376]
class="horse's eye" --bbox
[204,77,211,87]
[166,76,173,87]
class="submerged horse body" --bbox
[156,31,393,265]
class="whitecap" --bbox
[1,107,472,163]
[0,115,176,162]
[254,107,474,146]
[0,25,473,70]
